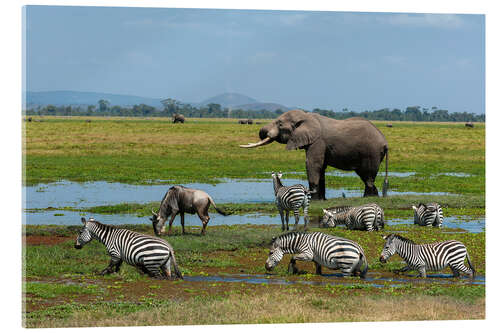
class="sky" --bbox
[24,6,485,113]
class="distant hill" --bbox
[24,90,291,112]
[233,102,290,112]
[26,91,163,108]
[199,93,259,108]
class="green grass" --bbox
[24,117,485,194]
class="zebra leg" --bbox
[279,210,285,231]
[100,257,121,275]
[293,210,300,230]
[450,263,473,279]
[417,266,427,278]
[161,258,172,280]
[394,265,411,275]
[288,252,314,274]
[285,210,290,231]
[314,262,322,275]
[114,259,123,273]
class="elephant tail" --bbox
[382,146,389,197]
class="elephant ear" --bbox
[286,115,321,150]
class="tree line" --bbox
[24,99,485,122]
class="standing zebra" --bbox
[265,231,368,278]
[321,203,384,231]
[74,217,183,280]
[272,172,310,231]
[379,234,475,279]
[412,202,443,228]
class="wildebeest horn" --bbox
[151,209,157,216]
[240,136,273,148]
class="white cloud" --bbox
[377,13,465,29]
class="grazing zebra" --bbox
[265,231,368,278]
[321,203,384,231]
[272,172,310,231]
[412,202,443,228]
[74,217,183,280]
[379,234,475,279]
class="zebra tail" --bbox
[382,146,389,197]
[170,250,184,280]
[466,251,476,278]
[208,196,230,216]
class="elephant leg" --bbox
[305,146,326,200]
[356,169,379,197]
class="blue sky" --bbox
[24,6,485,113]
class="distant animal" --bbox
[412,203,443,228]
[247,119,253,124]
[238,119,248,124]
[265,231,368,278]
[86,119,91,123]
[465,122,474,128]
[27,117,32,122]
[386,123,393,128]
[321,203,384,231]
[74,217,182,279]
[150,185,229,236]
[241,110,389,199]
[172,114,185,123]
[379,234,475,279]
[272,172,310,231]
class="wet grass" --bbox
[47,193,485,218]
[24,117,484,195]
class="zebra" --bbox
[379,234,475,279]
[74,217,183,280]
[412,202,443,228]
[321,203,384,231]
[265,231,368,278]
[271,172,311,231]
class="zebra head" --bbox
[379,234,397,263]
[321,209,336,227]
[75,217,93,249]
[265,237,284,271]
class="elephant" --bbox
[240,110,389,200]
[172,114,185,123]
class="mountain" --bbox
[24,91,291,112]
[25,91,163,108]
[233,102,290,112]
[199,93,258,108]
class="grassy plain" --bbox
[24,116,485,195]
[24,224,485,327]
[23,116,485,327]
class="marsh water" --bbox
[23,178,483,233]
[184,273,484,287]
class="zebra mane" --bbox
[274,231,308,242]
[87,219,116,230]
[326,206,352,213]
[390,234,416,244]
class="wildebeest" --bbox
[172,114,185,123]
[386,123,393,128]
[465,122,474,128]
[238,119,248,124]
[247,119,254,124]
[150,185,229,236]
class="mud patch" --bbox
[23,235,72,246]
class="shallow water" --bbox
[24,179,455,210]
[389,216,485,233]
[183,273,484,287]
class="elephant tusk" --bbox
[239,136,273,148]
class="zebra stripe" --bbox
[265,231,368,277]
[272,172,310,231]
[379,234,475,278]
[75,217,183,279]
[412,203,443,227]
[321,203,384,231]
